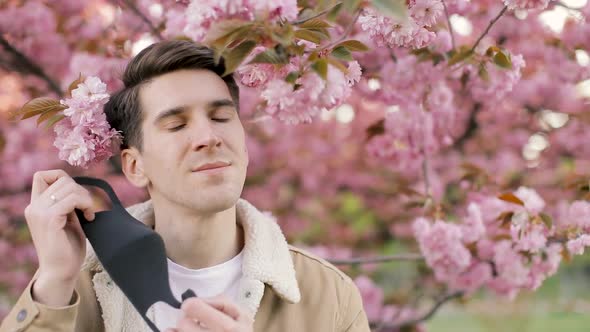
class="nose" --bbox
[190,122,222,152]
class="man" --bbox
[0,40,370,332]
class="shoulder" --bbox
[286,245,369,330]
[288,245,353,283]
[289,245,356,298]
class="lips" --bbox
[192,161,230,172]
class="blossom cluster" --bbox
[53,77,120,168]
[413,187,590,299]
[358,0,444,50]
[182,0,298,41]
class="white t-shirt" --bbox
[152,250,244,330]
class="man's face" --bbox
[134,69,248,213]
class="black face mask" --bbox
[73,176,195,332]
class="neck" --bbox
[151,198,244,270]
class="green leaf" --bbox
[343,0,364,12]
[204,20,254,63]
[271,24,294,46]
[327,3,344,21]
[36,108,63,126]
[334,40,370,52]
[299,18,332,29]
[447,49,474,66]
[44,114,66,129]
[498,192,525,206]
[493,51,512,69]
[370,0,407,21]
[222,40,257,76]
[331,46,353,61]
[285,71,300,84]
[327,57,349,74]
[248,49,289,65]
[294,29,327,44]
[539,213,553,229]
[312,59,328,80]
[485,45,501,57]
[478,63,490,82]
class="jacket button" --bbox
[16,309,27,322]
[245,291,251,298]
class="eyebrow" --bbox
[153,99,236,125]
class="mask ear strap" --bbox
[73,176,123,207]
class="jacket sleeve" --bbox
[0,269,103,332]
[338,279,370,332]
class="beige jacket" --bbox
[1,199,370,332]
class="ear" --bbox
[121,147,149,188]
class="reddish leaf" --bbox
[498,192,525,206]
[17,98,64,120]
[67,73,84,97]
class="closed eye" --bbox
[168,124,186,131]
[212,118,230,122]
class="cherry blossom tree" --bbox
[1,0,589,330]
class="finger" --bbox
[181,298,237,331]
[49,184,95,221]
[201,296,242,321]
[31,170,68,197]
[40,176,75,200]
[177,316,207,332]
[50,192,96,228]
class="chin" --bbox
[190,189,242,213]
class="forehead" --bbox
[138,69,233,119]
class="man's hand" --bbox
[166,296,254,332]
[26,169,96,306]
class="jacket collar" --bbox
[82,198,301,304]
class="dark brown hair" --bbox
[104,40,240,151]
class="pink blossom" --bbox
[62,76,110,125]
[566,234,590,255]
[470,53,526,102]
[461,203,485,243]
[567,200,590,231]
[514,186,545,214]
[359,9,436,49]
[432,29,453,53]
[237,64,273,87]
[251,0,299,21]
[354,276,384,321]
[346,61,363,86]
[182,0,296,41]
[413,218,472,282]
[410,0,444,27]
[503,0,551,10]
[451,262,492,294]
[527,243,562,290]
[511,223,547,253]
[53,77,121,168]
[490,241,529,298]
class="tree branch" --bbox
[328,253,423,265]
[422,157,431,197]
[0,35,63,97]
[371,291,464,330]
[115,0,163,40]
[454,102,481,148]
[442,0,456,50]
[292,2,343,25]
[470,6,508,53]
[325,9,362,49]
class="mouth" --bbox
[192,161,231,172]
